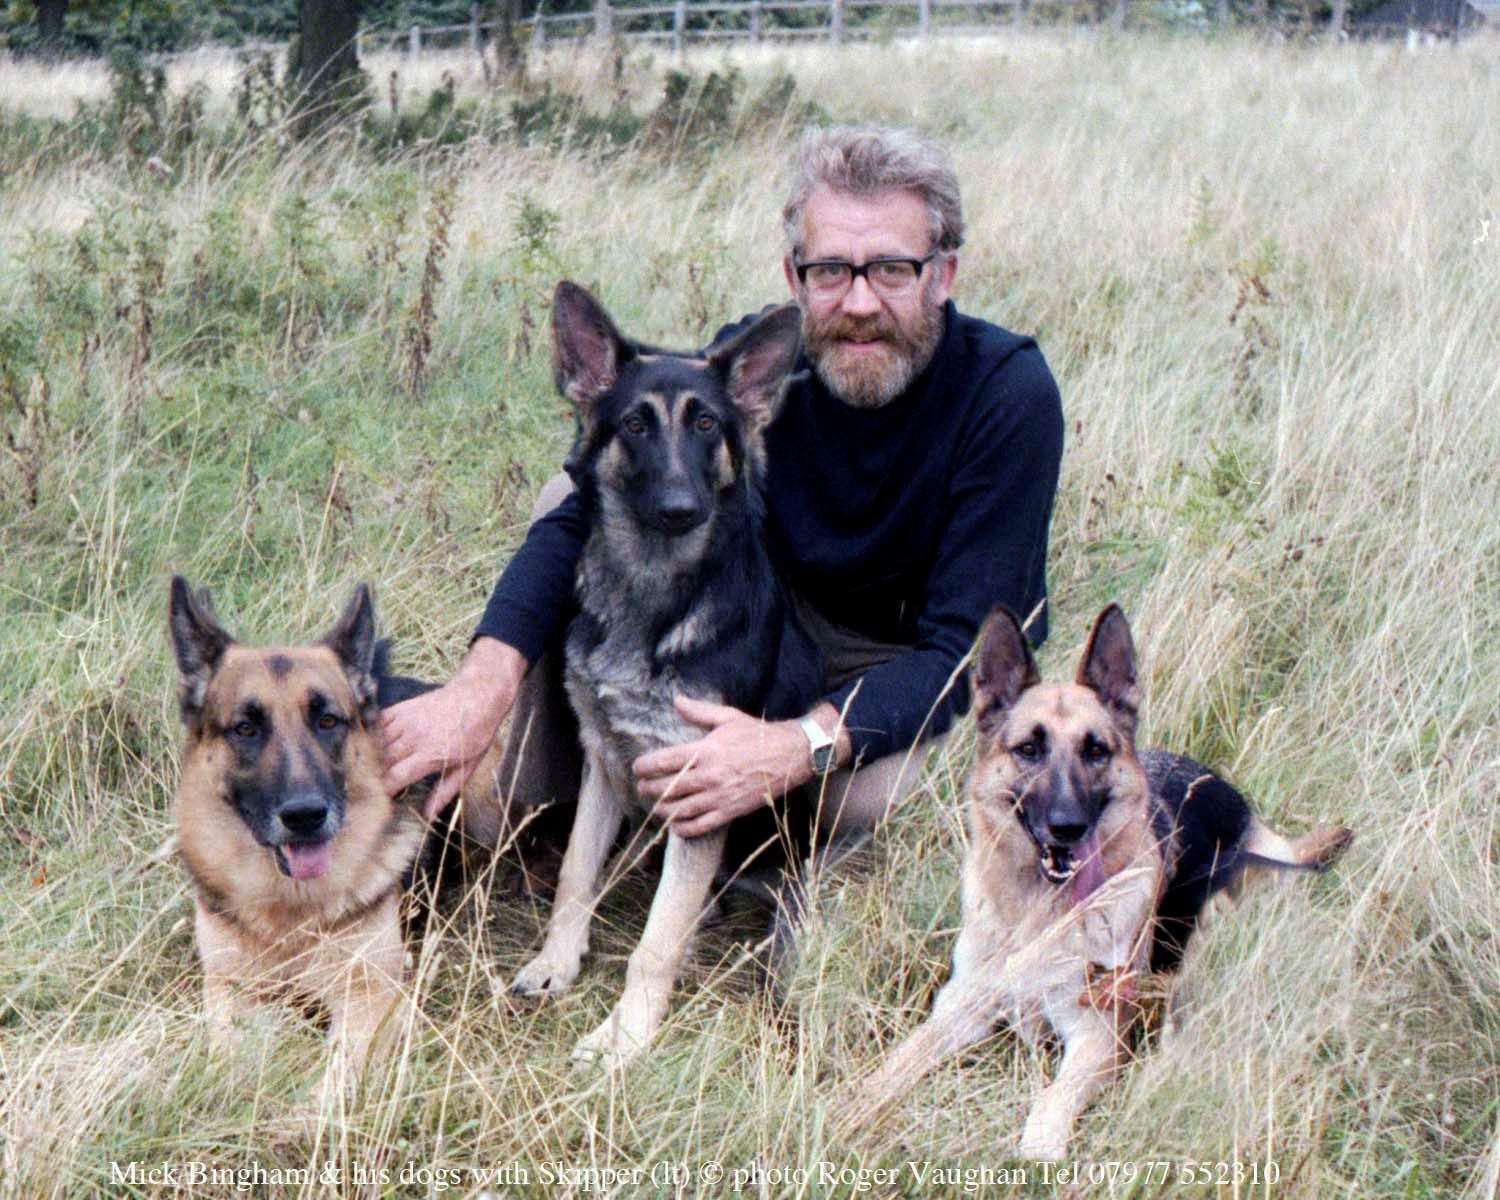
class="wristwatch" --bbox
[799,716,837,775]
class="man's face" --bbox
[785,186,958,409]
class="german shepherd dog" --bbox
[508,282,822,1068]
[842,605,1352,1159]
[168,577,501,1098]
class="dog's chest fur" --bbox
[565,567,722,803]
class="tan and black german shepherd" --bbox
[168,577,495,1097]
[842,604,1352,1159]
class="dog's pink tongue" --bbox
[282,843,332,881]
[1072,833,1106,903]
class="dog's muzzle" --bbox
[1036,832,1107,900]
[271,796,338,881]
[1038,843,1077,885]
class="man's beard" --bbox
[803,290,946,410]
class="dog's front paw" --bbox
[570,1009,651,1071]
[1018,1118,1069,1163]
[510,951,581,998]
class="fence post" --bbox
[1112,0,1126,30]
[408,23,421,62]
[918,0,930,36]
[594,0,613,41]
[830,0,844,43]
[1327,0,1347,39]
[532,16,547,51]
[1216,0,1229,24]
[470,3,483,57]
[750,0,763,41]
[1013,0,1028,26]
[673,0,686,53]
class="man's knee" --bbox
[817,733,951,837]
[530,472,575,526]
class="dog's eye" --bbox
[1012,740,1042,762]
[1084,738,1112,765]
[317,712,342,731]
[622,414,647,437]
[231,720,259,740]
[694,413,718,434]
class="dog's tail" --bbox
[1241,819,1353,873]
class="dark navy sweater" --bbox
[475,301,1064,763]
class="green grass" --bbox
[1,32,1497,1200]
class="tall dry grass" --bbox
[1,31,1496,1199]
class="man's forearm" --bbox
[457,635,529,727]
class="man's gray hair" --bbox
[782,125,965,256]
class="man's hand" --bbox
[633,696,818,838]
[380,637,525,820]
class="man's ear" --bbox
[1076,604,1140,744]
[972,606,1039,734]
[552,281,632,420]
[322,583,379,724]
[169,575,233,731]
[706,304,802,435]
[931,251,957,308]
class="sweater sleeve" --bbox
[825,346,1063,763]
[472,489,589,664]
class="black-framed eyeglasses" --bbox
[793,252,939,298]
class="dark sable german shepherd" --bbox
[168,577,501,1098]
[842,605,1352,1159]
[508,282,822,1068]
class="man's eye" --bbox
[805,263,849,287]
[317,713,342,731]
[1012,741,1041,762]
[870,260,917,286]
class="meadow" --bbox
[0,28,1496,1199]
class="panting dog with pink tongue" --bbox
[838,603,1352,1160]
[168,577,432,1105]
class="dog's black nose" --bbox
[1046,820,1089,844]
[278,796,330,837]
[656,498,704,534]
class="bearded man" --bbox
[381,126,1063,843]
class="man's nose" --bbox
[840,272,882,317]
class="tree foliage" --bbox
[0,0,594,54]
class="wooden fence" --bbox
[357,0,1485,60]
[361,0,1126,61]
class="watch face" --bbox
[811,744,836,773]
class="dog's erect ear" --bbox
[323,583,380,723]
[169,575,233,729]
[1077,604,1140,742]
[552,281,631,418]
[972,606,1040,733]
[707,304,802,433]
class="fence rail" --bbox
[355,0,1482,61]
[359,0,1113,60]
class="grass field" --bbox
[1,29,1497,1200]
